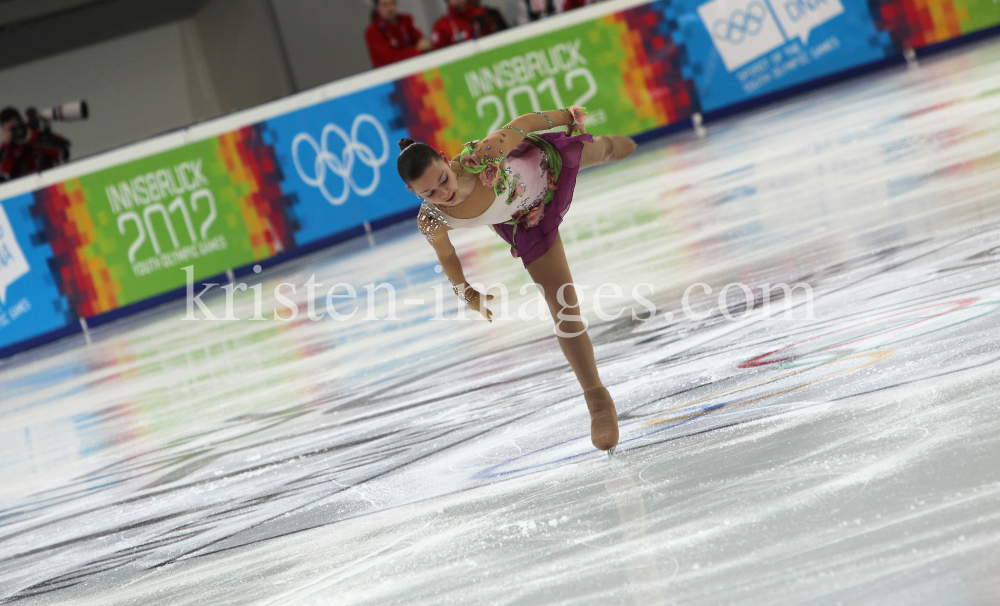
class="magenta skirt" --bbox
[492,131,593,268]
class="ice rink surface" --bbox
[2,40,1000,606]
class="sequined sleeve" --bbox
[417,202,451,246]
[462,111,573,169]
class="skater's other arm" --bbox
[461,107,587,170]
[418,210,494,321]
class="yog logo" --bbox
[0,203,30,306]
[292,114,390,206]
[711,0,768,44]
[697,0,844,71]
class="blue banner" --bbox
[259,83,416,245]
[667,0,892,112]
[0,194,72,351]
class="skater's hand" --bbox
[566,105,588,136]
[468,289,495,322]
[452,281,494,321]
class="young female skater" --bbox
[396,106,636,451]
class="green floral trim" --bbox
[460,159,486,174]
[529,135,562,178]
[500,135,564,250]
[459,141,504,175]
[534,112,553,128]
[458,130,568,216]
[493,168,511,198]
[458,140,511,198]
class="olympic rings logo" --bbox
[292,114,389,206]
[711,1,767,44]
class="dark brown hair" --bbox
[397,138,441,184]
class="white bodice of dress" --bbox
[431,141,552,230]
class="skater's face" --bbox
[408,153,461,206]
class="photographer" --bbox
[1,107,71,183]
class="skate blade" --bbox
[607,446,617,459]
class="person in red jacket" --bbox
[365,0,432,69]
[431,0,497,49]
[515,0,605,24]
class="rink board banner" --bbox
[392,2,695,153]
[257,82,415,246]
[0,0,997,355]
[31,133,295,318]
[669,0,891,112]
[869,0,1000,50]
[670,0,1000,112]
[0,194,72,351]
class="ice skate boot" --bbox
[584,386,619,451]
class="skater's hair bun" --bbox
[397,138,441,184]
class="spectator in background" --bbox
[431,0,497,49]
[564,0,605,11]
[0,107,69,183]
[471,0,510,33]
[515,0,603,24]
[365,0,432,69]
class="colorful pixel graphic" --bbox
[392,71,465,155]
[217,125,299,258]
[32,180,120,318]
[869,0,1000,50]
[610,1,695,126]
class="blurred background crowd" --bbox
[366,0,607,68]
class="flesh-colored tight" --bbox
[524,135,636,393]
[525,231,602,388]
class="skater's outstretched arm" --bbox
[460,106,587,173]
[417,208,494,321]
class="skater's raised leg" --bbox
[579,135,637,170]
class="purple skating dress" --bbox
[417,131,593,268]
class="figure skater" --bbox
[396,106,636,451]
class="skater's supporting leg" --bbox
[579,135,637,170]
[525,232,600,389]
[525,232,619,450]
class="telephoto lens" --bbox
[39,101,88,122]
